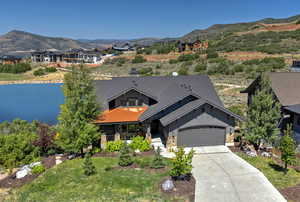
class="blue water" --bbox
[0,84,64,125]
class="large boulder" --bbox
[16,165,31,179]
[162,179,174,191]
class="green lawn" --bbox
[236,152,300,189]
[0,73,30,81]
[5,156,174,202]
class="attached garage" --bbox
[177,125,226,147]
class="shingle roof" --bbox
[94,75,230,123]
[242,72,300,106]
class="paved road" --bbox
[192,147,286,202]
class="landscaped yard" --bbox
[4,156,180,202]
[236,152,300,189]
[0,73,30,81]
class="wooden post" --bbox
[101,134,107,150]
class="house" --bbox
[291,60,300,72]
[112,43,134,51]
[93,75,242,149]
[242,72,300,149]
[0,55,22,64]
[178,40,209,52]
[31,51,63,63]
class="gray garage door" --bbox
[177,126,225,147]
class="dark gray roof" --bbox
[242,72,300,106]
[93,76,240,123]
[285,104,300,115]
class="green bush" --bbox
[106,140,124,152]
[83,153,96,176]
[118,143,133,167]
[178,67,189,75]
[177,54,199,62]
[169,59,178,64]
[135,158,151,168]
[130,136,151,152]
[32,164,45,175]
[132,55,147,63]
[0,63,31,74]
[169,147,194,178]
[138,67,153,76]
[150,147,165,169]
[280,125,296,172]
[206,50,219,59]
[33,69,45,76]
[233,64,245,73]
[194,63,207,73]
[44,67,57,73]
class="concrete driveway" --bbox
[192,146,286,202]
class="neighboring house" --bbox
[178,40,209,52]
[31,49,102,64]
[242,72,300,148]
[0,55,22,64]
[112,43,134,51]
[93,76,242,148]
[291,60,300,72]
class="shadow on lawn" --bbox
[269,162,285,173]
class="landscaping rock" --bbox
[261,151,271,158]
[68,154,76,160]
[29,162,41,168]
[134,149,141,153]
[162,179,175,191]
[55,159,63,165]
[245,150,257,157]
[16,166,31,179]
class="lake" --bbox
[0,84,64,125]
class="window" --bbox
[128,98,138,106]
[120,100,127,106]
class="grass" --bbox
[236,152,300,189]
[0,73,31,81]
[5,156,174,202]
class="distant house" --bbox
[31,49,102,64]
[112,43,134,51]
[242,72,300,149]
[0,55,22,64]
[93,76,242,148]
[291,60,300,72]
[178,40,209,52]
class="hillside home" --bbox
[291,60,300,72]
[178,40,209,52]
[242,72,300,149]
[0,55,22,64]
[93,76,242,149]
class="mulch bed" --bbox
[0,155,58,189]
[160,176,196,202]
[280,184,300,202]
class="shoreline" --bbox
[0,80,64,85]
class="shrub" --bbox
[279,125,296,172]
[135,158,151,168]
[132,55,147,63]
[233,64,245,73]
[178,67,189,75]
[206,50,219,59]
[130,136,151,152]
[177,54,199,62]
[169,59,178,64]
[44,67,57,73]
[194,63,207,73]
[118,143,133,167]
[33,123,56,155]
[150,147,165,169]
[169,147,194,178]
[106,140,124,152]
[32,164,45,175]
[33,69,45,76]
[83,153,96,176]
[0,63,31,74]
[138,67,153,76]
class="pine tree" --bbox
[279,124,296,173]
[151,147,165,169]
[83,153,96,176]
[57,65,100,154]
[245,74,281,150]
[118,143,133,167]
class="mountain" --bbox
[0,30,99,55]
[180,14,300,41]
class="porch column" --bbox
[145,123,152,142]
[115,125,121,141]
[101,134,107,149]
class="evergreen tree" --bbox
[57,65,100,154]
[245,75,281,150]
[279,124,296,173]
[150,147,165,169]
[83,153,96,176]
[118,143,133,167]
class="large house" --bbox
[93,76,242,149]
[0,55,22,64]
[242,72,300,149]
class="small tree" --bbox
[83,153,96,176]
[245,75,281,150]
[279,124,296,173]
[169,147,194,179]
[150,147,165,169]
[118,143,133,167]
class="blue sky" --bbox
[0,0,299,39]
